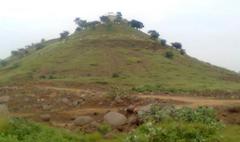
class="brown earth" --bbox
[1,85,240,132]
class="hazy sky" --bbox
[1,0,240,71]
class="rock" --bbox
[0,104,9,116]
[137,104,153,115]
[40,114,51,122]
[126,105,135,113]
[0,96,10,104]
[73,116,94,126]
[104,112,127,127]
[128,115,139,125]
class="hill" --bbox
[0,23,240,94]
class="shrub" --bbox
[0,60,7,67]
[165,51,174,59]
[148,30,160,40]
[126,121,220,142]
[112,72,120,78]
[60,31,69,40]
[160,39,167,46]
[132,85,163,93]
[128,20,144,30]
[127,106,222,142]
[106,86,129,100]
[97,123,111,135]
[172,42,182,49]
[180,49,186,55]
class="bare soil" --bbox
[1,85,240,132]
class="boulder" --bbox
[128,115,138,125]
[104,112,127,127]
[137,104,153,115]
[73,116,94,126]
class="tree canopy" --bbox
[60,31,69,40]
[129,20,144,29]
[148,30,160,40]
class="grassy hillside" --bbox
[0,23,240,93]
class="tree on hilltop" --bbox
[129,20,144,30]
[171,42,182,49]
[60,31,69,40]
[148,30,160,40]
[74,18,87,30]
[100,16,110,23]
[160,39,167,46]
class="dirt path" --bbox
[138,95,240,107]
[34,86,240,107]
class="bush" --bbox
[132,85,163,93]
[126,121,220,142]
[160,39,167,46]
[97,123,112,135]
[106,86,129,100]
[112,72,120,78]
[140,105,220,126]
[148,30,160,40]
[165,51,174,59]
[180,49,186,55]
[127,106,222,142]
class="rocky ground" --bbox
[0,85,240,134]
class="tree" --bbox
[148,30,160,40]
[86,21,101,28]
[60,31,69,40]
[180,49,186,55]
[0,59,7,67]
[129,20,144,29]
[160,39,167,46]
[171,42,182,49]
[165,51,174,59]
[74,18,87,30]
[100,16,110,23]
[41,38,45,43]
[115,12,123,23]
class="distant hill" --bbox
[0,23,240,94]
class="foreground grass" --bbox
[0,118,124,142]
[222,125,240,142]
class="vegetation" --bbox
[0,13,240,95]
[148,30,160,40]
[165,51,174,59]
[172,42,182,49]
[128,20,144,29]
[160,39,166,46]
[128,106,222,142]
[0,118,125,142]
[60,31,70,40]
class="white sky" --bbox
[0,0,240,71]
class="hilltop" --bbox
[0,18,240,94]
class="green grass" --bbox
[222,125,240,142]
[0,115,239,142]
[0,23,240,94]
[0,118,124,142]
